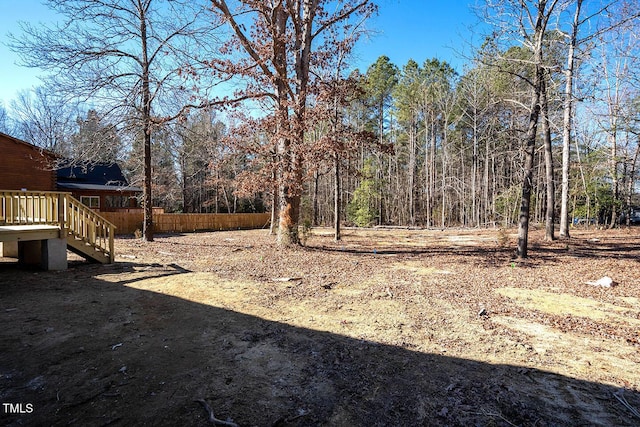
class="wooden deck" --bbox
[0,225,61,242]
[1,190,116,268]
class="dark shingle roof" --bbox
[57,163,141,192]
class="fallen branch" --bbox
[614,392,640,420]
[195,399,239,427]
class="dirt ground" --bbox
[1,226,639,426]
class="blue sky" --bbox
[0,0,53,107]
[353,0,481,72]
[0,0,481,108]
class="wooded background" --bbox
[3,0,639,253]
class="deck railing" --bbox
[66,194,116,262]
[0,190,64,227]
[0,190,116,263]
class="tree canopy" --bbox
[5,0,640,257]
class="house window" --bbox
[105,195,129,208]
[80,196,100,209]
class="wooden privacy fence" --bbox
[100,212,271,235]
[101,212,144,235]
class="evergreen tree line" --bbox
[2,0,639,244]
[313,46,640,230]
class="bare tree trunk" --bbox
[408,122,416,226]
[313,169,319,226]
[268,140,280,234]
[609,129,619,228]
[441,128,447,228]
[573,135,589,227]
[141,12,154,242]
[459,141,467,225]
[518,119,539,259]
[625,137,640,226]
[278,166,302,245]
[181,154,190,213]
[334,153,341,241]
[276,124,303,244]
[484,135,491,226]
[541,72,555,241]
[214,168,220,213]
[517,1,551,259]
[426,115,436,227]
[472,111,479,227]
[270,184,278,235]
[143,127,153,241]
[425,121,431,226]
[559,0,581,238]
[221,184,232,213]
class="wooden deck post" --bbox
[109,226,115,263]
[58,192,67,239]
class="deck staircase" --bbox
[0,190,116,264]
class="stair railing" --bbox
[66,195,116,263]
[1,190,116,263]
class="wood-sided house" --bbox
[57,164,140,212]
[1,132,133,268]
[0,132,58,191]
[0,132,140,210]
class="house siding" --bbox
[0,133,57,191]
[69,189,139,212]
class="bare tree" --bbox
[10,86,77,154]
[0,104,11,134]
[318,16,372,241]
[482,0,562,258]
[540,70,555,240]
[173,110,226,213]
[557,0,640,236]
[516,0,561,257]
[209,0,376,246]
[457,65,500,227]
[591,6,640,227]
[558,0,582,238]
[10,0,220,241]
[314,75,376,240]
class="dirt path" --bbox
[1,227,639,426]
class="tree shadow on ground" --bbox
[0,262,638,426]
[304,233,640,268]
